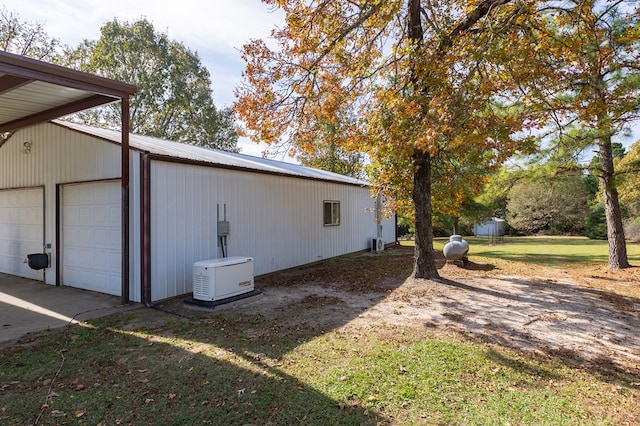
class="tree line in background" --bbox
[0,7,238,151]
[409,140,640,244]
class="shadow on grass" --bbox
[484,348,563,380]
[0,315,385,425]
[470,251,611,267]
[465,236,609,247]
[446,259,496,271]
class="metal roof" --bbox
[0,50,136,132]
[53,120,370,187]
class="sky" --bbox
[1,0,284,157]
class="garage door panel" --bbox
[65,207,88,225]
[71,248,119,270]
[21,209,40,224]
[93,228,120,248]
[9,241,22,256]
[0,188,44,280]
[63,266,119,293]
[94,206,120,225]
[62,182,121,296]
[108,229,120,247]
[64,228,88,246]
[65,228,119,250]
[14,224,41,242]
[64,247,93,265]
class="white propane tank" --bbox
[443,235,469,261]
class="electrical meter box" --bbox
[217,220,230,236]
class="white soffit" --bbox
[0,76,94,123]
[0,50,136,133]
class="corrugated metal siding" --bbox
[381,214,396,244]
[0,123,134,292]
[150,160,386,301]
[129,151,142,302]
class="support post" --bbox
[121,97,130,305]
[140,153,152,306]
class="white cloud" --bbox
[2,0,283,106]
[6,0,280,47]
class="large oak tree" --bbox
[236,0,535,278]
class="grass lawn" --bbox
[4,317,630,425]
[431,235,640,268]
[1,237,639,425]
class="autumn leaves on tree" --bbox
[235,0,639,274]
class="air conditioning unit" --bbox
[193,257,254,301]
[371,237,384,252]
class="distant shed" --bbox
[474,218,506,237]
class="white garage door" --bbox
[0,187,44,280]
[62,181,121,295]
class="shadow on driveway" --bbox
[0,273,139,344]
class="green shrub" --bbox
[585,204,607,239]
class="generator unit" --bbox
[192,257,254,301]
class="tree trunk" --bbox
[452,217,460,235]
[598,134,629,269]
[412,149,441,279]
[407,0,438,279]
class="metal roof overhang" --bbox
[0,50,136,132]
[0,50,137,305]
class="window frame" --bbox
[323,200,341,226]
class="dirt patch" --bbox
[172,245,640,377]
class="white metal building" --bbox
[0,120,395,304]
[474,217,506,237]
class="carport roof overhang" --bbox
[0,50,137,305]
[0,50,136,132]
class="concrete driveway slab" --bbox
[0,273,140,343]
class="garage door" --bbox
[0,187,44,280]
[62,181,121,295]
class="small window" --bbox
[323,200,340,226]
